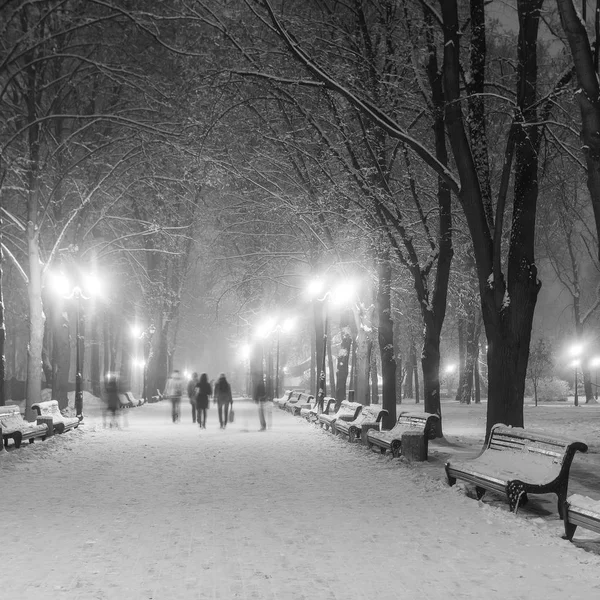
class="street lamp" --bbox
[569,343,584,407]
[48,270,100,421]
[444,363,457,397]
[255,316,296,399]
[307,277,358,407]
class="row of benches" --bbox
[275,390,599,543]
[1,400,80,450]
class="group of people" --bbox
[164,370,233,428]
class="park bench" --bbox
[300,396,336,421]
[317,400,362,432]
[273,390,294,409]
[31,400,80,434]
[285,392,315,416]
[334,404,388,443]
[445,424,588,516]
[127,392,144,407]
[563,494,600,541]
[0,405,49,449]
[366,411,439,458]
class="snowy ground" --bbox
[2,394,600,599]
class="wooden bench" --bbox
[31,400,80,434]
[317,400,362,432]
[273,390,294,409]
[286,392,315,416]
[563,494,600,541]
[300,396,336,421]
[366,411,439,458]
[0,405,49,449]
[445,424,588,516]
[126,392,144,407]
[335,405,388,443]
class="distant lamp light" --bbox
[307,277,326,299]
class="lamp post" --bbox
[48,271,100,421]
[256,316,296,400]
[307,277,358,408]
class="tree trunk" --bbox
[370,351,378,404]
[90,311,101,396]
[52,306,70,409]
[556,0,600,263]
[441,0,543,438]
[335,308,353,407]
[421,328,442,436]
[456,315,466,402]
[404,342,415,399]
[377,254,397,428]
[26,221,44,421]
[0,232,5,407]
[327,330,335,398]
[355,304,374,405]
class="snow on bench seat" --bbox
[366,412,439,458]
[564,494,600,541]
[31,400,80,434]
[0,405,49,449]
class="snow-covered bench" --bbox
[273,390,294,409]
[0,405,49,448]
[31,400,80,434]
[366,411,439,458]
[563,494,600,541]
[300,396,336,421]
[285,392,314,416]
[334,405,388,443]
[318,400,362,432]
[445,424,588,516]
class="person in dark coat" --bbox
[187,372,199,423]
[213,373,233,429]
[103,372,121,428]
[195,373,212,429]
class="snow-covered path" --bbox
[3,398,600,599]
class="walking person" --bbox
[214,373,233,429]
[254,377,268,431]
[103,371,121,428]
[164,369,184,423]
[187,372,199,424]
[195,373,212,429]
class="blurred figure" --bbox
[103,371,121,428]
[164,369,184,423]
[187,372,199,423]
[214,373,233,429]
[195,373,212,429]
[254,378,268,431]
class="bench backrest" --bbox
[309,396,335,414]
[0,405,26,428]
[487,425,588,464]
[350,405,388,425]
[396,411,439,439]
[335,400,363,419]
[32,400,64,420]
[288,391,308,405]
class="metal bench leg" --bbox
[506,481,527,514]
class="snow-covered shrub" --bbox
[526,377,569,402]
